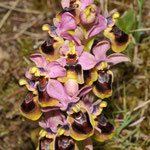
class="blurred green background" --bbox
[0,0,150,149]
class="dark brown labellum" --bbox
[111,25,129,45]
[55,135,75,150]
[21,92,36,113]
[96,114,114,135]
[71,111,93,134]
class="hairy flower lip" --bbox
[67,107,95,141]
[40,36,64,61]
[40,39,55,55]
[94,114,115,142]
[21,92,35,113]
[104,24,131,53]
[54,135,77,150]
[93,70,113,99]
[20,92,42,121]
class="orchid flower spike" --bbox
[19,0,131,149]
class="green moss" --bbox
[17,38,34,58]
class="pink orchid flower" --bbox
[46,79,92,111]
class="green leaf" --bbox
[116,110,141,136]
[122,127,139,141]
[116,9,136,33]
[123,142,138,147]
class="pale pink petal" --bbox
[86,24,106,39]
[53,18,60,28]
[60,32,81,45]
[25,67,34,80]
[86,15,106,38]
[61,0,70,8]
[92,40,110,61]
[47,111,65,132]
[107,53,131,66]
[64,79,79,97]
[47,79,70,105]
[75,85,92,98]
[74,27,84,43]
[76,45,84,56]
[80,0,94,10]
[57,58,66,67]
[78,52,96,70]
[30,53,47,68]
[60,40,69,55]
[46,61,66,78]
[41,106,61,112]
[39,111,65,133]
[82,92,95,109]
[59,12,77,32]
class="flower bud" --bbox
[64,79,79,96]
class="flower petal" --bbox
[39,111,66,133]
[46,79,71,108]
[78,52,96,70]
[92,100,107,117]
[92,40,110,61]
[64,79,79,97]
[59,12,77,33]
[75,85,92,98]
[79,7,96,26]
[30,53,47,68]
[80,0,94,10]
[41,106,60,113]
[19,79,37,92]
[74,27,84,44]
[107,53,131,66]
[86,15,106,39]
[57,58,66,67]
[37,77,60,107]
[25,67,35,80]
[76,45,84,56]
[74,64,84,84]
[57,7,80,24]
[81,92,95,109]
[60,40,83,56]
[63,64,84,85]
[46,61,66,78]
[61,0,70,8]
[60,32,81,45]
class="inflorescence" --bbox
[19,0,131,149]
